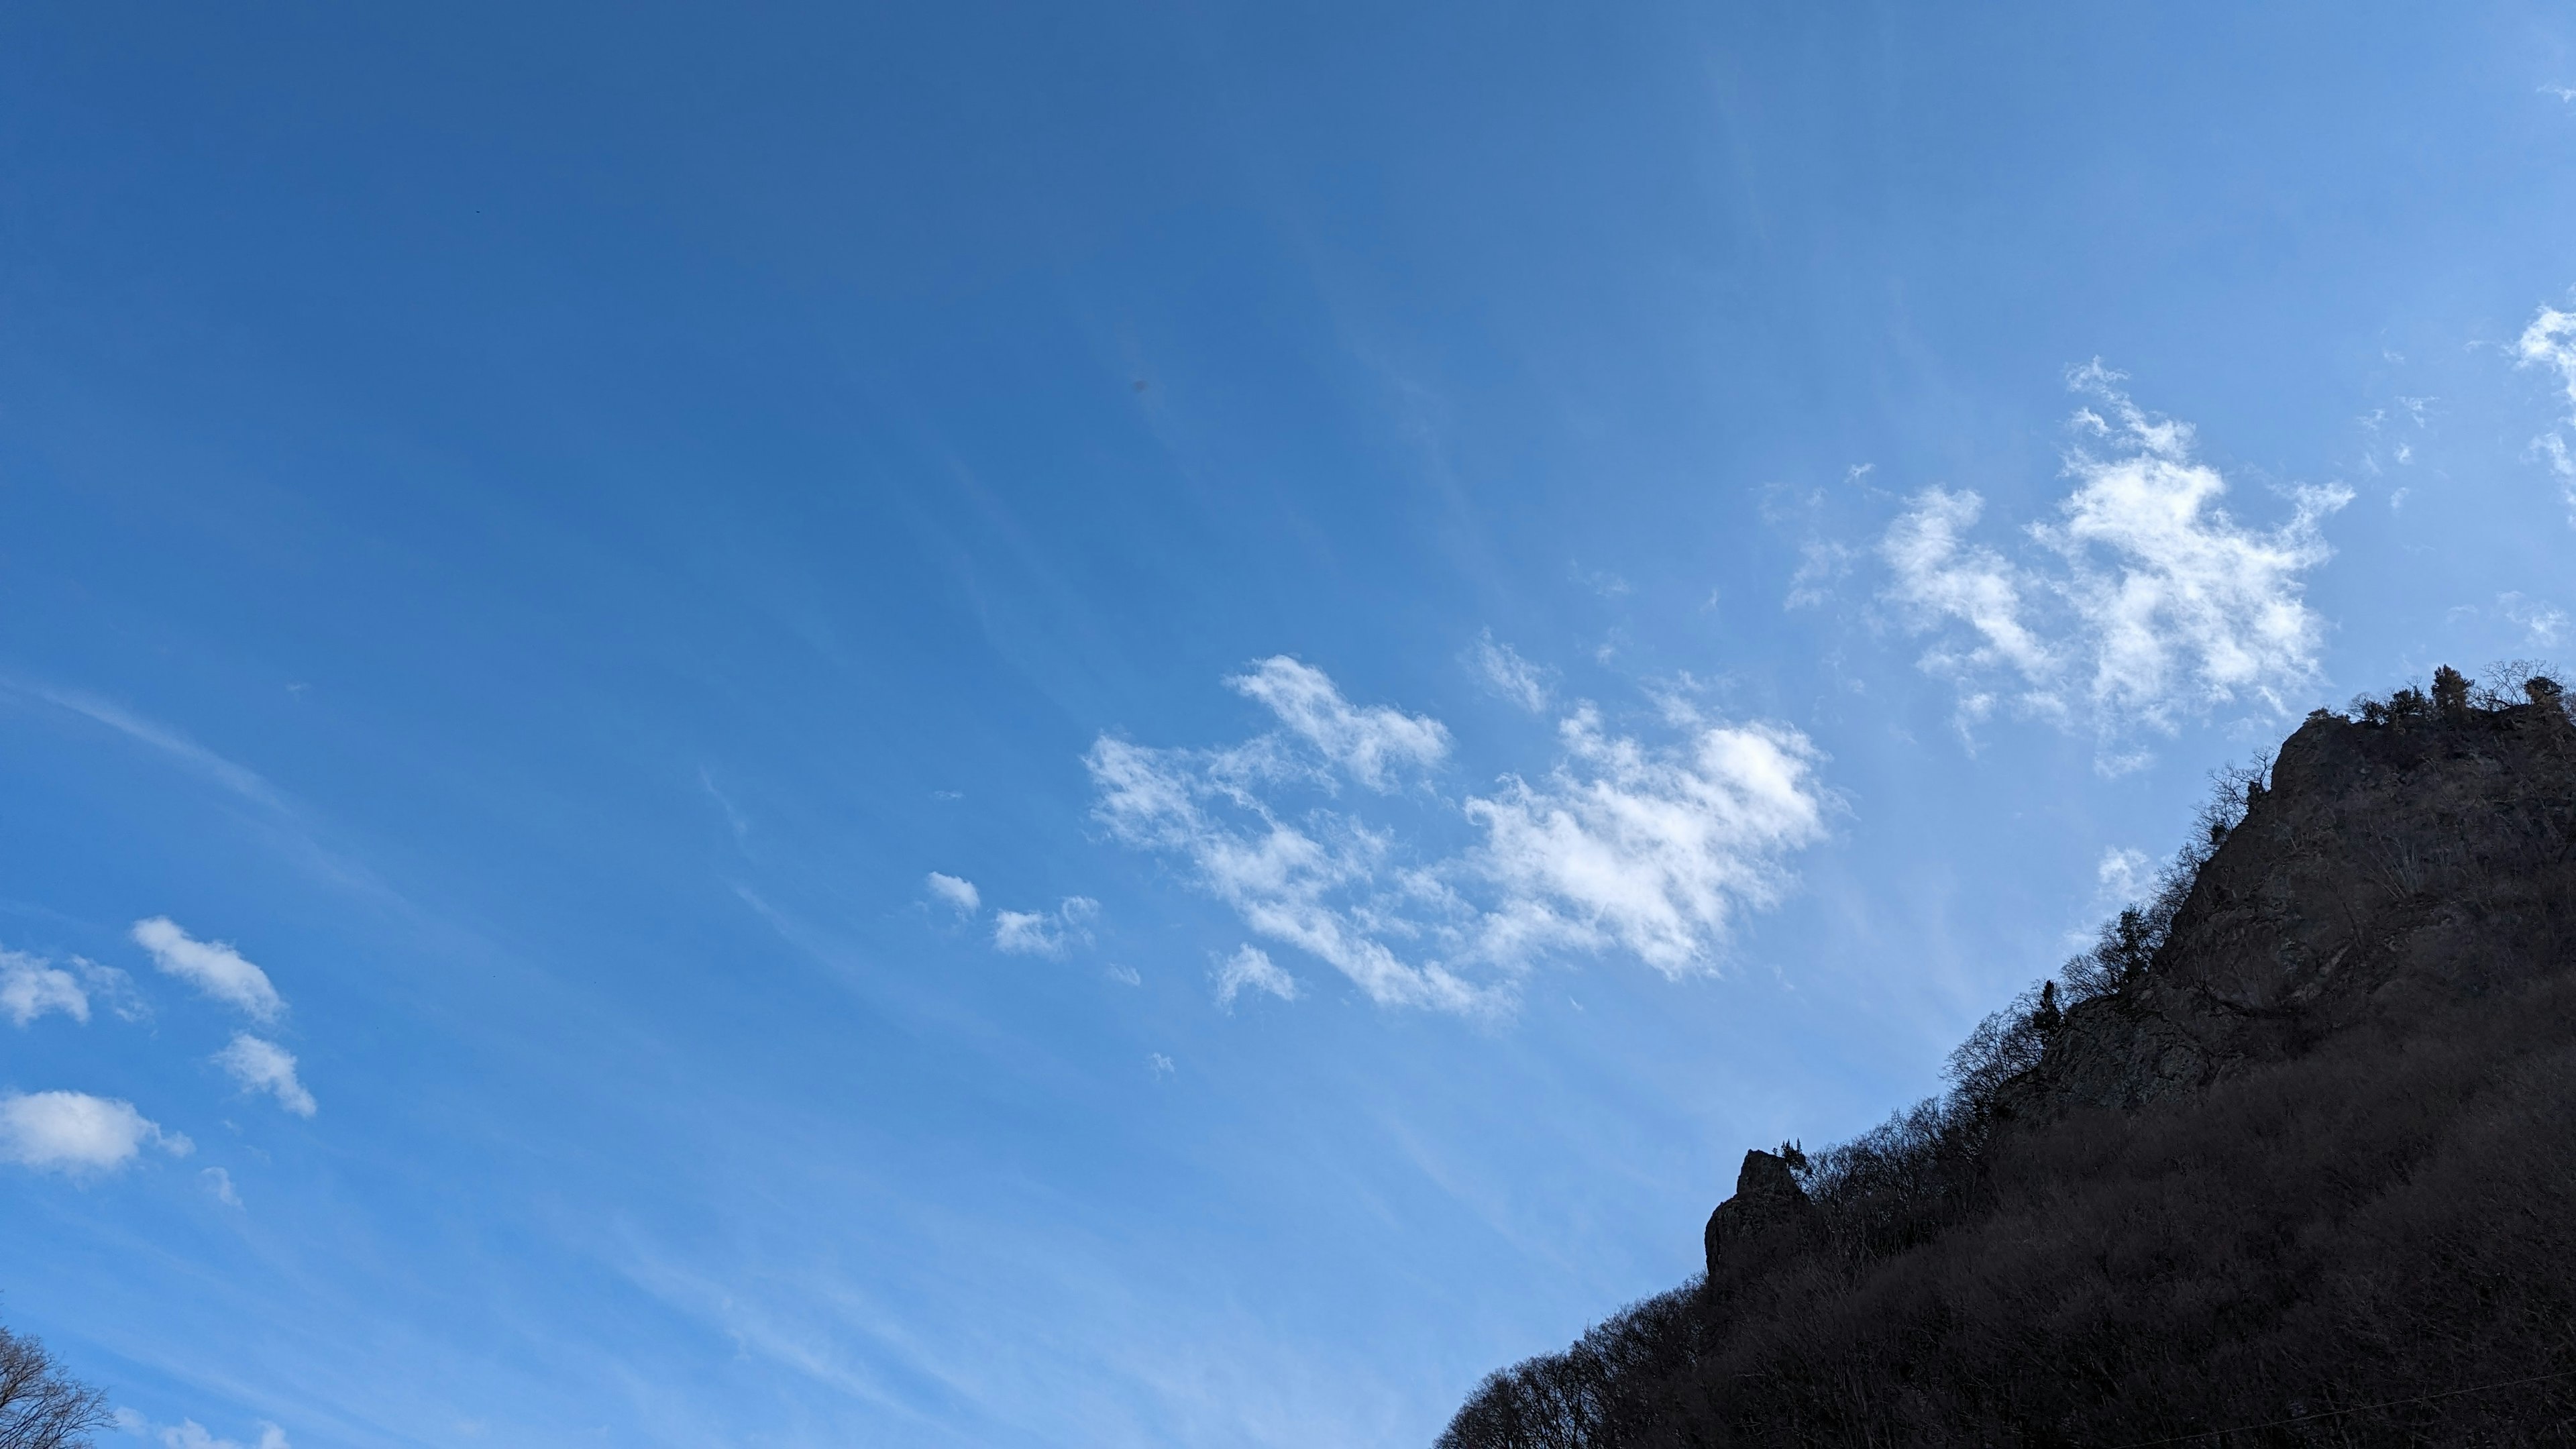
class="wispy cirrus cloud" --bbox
[1087,656,1829,1016]
[0,1090,190,1173]
[1468,632,1554,713]
[1881,365,2347,751]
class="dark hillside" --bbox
[1442,670,2576,1447]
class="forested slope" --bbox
[1442,669,2576,1446]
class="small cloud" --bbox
[0,948,88,1027]
[1147,1053,1175,1079]
[1212,945,1299,1010]
[698,767,750,841]
[1227,657,1449,790]
[1571,565,1633,599]
[202,1166,241,1207]
[2544,83,2576,103]
[2516,302,2576,522]
[1104,963,1141,986]
[924,872,981,916]
[150,1419,291,1449]
[76,958,147,1022]
[1469,631,1554,712]
[992,897,1099,957]
[930,790,963,801]
[131,918,285,1022]
[2096,846,2153,903]
[2389,487,2409,512]
[2501,592,2569,647]
[1784,540,1856,610]
[215,1034,318,1118]
[0,1090,189,1173]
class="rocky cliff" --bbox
[1448,672,2576,1447]
[1996,676,2576,1123]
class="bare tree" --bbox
[0,1324,110,1449]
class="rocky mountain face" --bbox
[2001,679,2576,1124]
[1448,675,2576,1447]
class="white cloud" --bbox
[1882,366,2347,743]
[215,1034,317,1118]
[2096,846,2152,903]
[1089,733,1493,1012]
[0,949,87,1027]
[1104,964,1141,986]
[1469,632,1554,712]
[152,1419,290,1449]
[2537,308,2576,407]
[2518,303,2576,523]
[1212,945,1299,1009]
[1882,488,2055,681]
[1226,656,1448,791]
[1147,1053,1175,1079]
[1088,662,1830,1014]
[131,918,285,1022]
[0,1090,189,1172]
[202,1166,241,1207]
[1464,708,1829,978]
[924,872,981,916]
[2,682,282,808]
[991,898,1098,957]
[1784,539,1857,610]
[2501,592,2570,647]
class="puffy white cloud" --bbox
[1089,661,1831,1014]
[1469,632,1554,712]
[0,949,87,1027]
[924,872,981,916]
[1464,708,1829,978]
[202,1166,241,1207]
[991,898,1098,957]
[1211,945,1299,1009]
[215,1034,317,1118]
[0,1090,189,1172]
[1882,367,2347,741]
[131,918,285,1022]
[1226,656,1448,791]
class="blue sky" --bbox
[6,3,2576,1444]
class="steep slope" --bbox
[1442,674,2576,1447]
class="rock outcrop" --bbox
[1446,673,2576,1448]
[2000,682,2576,1120]
[1701,1148,1809,1278]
